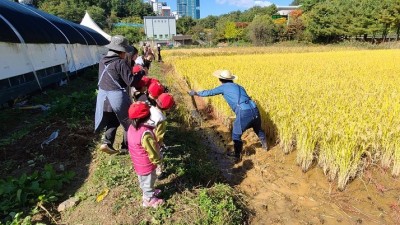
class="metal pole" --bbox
[0,14,42,90]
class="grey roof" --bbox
[144,16,175,19]
[173,35,192,41]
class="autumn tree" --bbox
[224,22,239,42]
[286,10,305,40]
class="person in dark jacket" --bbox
[95,35,144,154]
[157,43,162,62]
[188,70,268,162]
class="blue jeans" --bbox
[232,108,266,144]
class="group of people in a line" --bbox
[94,35,172,208]
[140,42,162,63]
[94,35,268,209]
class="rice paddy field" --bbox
[165,46,400,190]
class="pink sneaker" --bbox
[153,189,161,197]
[142,197,164,208]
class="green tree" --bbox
[303,1,346,42]
[87,5,106,28]
[198,15,218,29]
[177,16,196,34]
[106,11,119,31]
[215,18,229,41]
[354,0,384,41]
[239,5,277,22]
[248,15,278,45]
[299,0,326,12]
[125,0,155,18]
[290,0,302,6]
[389,0,400,40]
[224,22,239,42]
[39,0,84,23]
[189,24,205,42]
[379,3,393,41]
[222,10,241,22]
[111,26,144,44]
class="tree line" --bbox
[16,0,400,45]
[183,0,400,45]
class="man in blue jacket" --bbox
[189,70,268,162]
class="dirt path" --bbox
[167,65,400,225]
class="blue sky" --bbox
[161,0,295,18]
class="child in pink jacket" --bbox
[127,101,163,208]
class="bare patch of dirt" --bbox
[0,119,95,174]
[0,116,98,223]
[168,65,400,225]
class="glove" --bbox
[188,90,197,96]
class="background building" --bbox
[143,16,176,42]
[276,5,301,16]
[171,11,179,20]
[147,0,167,15]
[177,0,200,19]
[161,6,171,16]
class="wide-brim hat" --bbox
[212,70,237,80]
[105,35,133,53]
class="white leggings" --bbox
[137,170,157,200]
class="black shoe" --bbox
[227,152,241,163]
[234,156,242,164]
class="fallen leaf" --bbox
[96,188,109,202]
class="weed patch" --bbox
[0,165,74,224]
[197,183,243,225]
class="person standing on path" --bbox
[188,70,268,162]
[94,35,145,154]
[157,43,162,62]
[127,101,164,208]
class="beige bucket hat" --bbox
[212,70,237,80]
[105,35,133,53]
